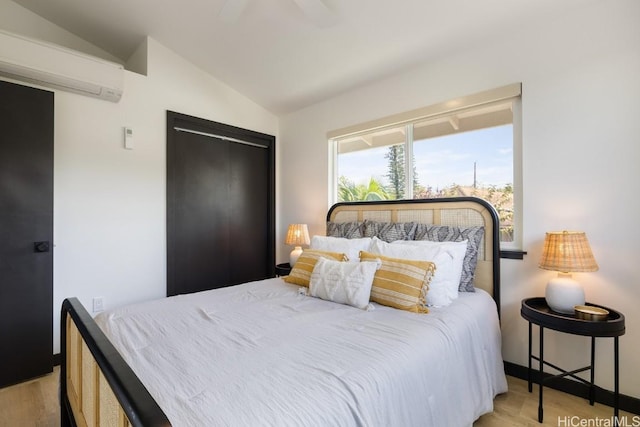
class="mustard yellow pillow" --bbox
[284,250,348,287]
[359,251,435,314]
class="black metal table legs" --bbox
[538,326,544,422]
[528,321,532,392]
[526,322,620,424]
[615,336,620,427]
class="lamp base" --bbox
[289,246,303,267]
[545,274,585,314]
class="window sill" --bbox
[500,250,527,260]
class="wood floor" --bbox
[0,367,59,427]
[0,368,633,426]
[475,375,634,427]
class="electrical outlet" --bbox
[93,297,104,313]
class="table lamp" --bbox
[538,231,599,314]
[285,224,310,266]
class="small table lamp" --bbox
[285,224,310,266]
[538,231,599,314]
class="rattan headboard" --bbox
[327,197,500,313]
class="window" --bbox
[329,84,522,249]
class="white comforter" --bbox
[95,278,507,427]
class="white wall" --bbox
[0,0,120,63]
[1,3,278,354]
[279,0,640,398]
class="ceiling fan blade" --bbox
[292,0,338,28]
[219,0,251,23]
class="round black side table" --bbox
[275,263,291,277]
[521,297,625,424]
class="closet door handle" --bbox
[34,241,50,253]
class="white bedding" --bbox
[95,278,507,427]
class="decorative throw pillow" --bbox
[284,250,348,287]
[310,235,372,262]
[363,221,417,242]
[413,225,484,292]
[359,251,435,314]
[309,258,379,310]
[326,221,365,238]
[385,238,468,307]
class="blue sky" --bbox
[338,124,513,190]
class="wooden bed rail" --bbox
[60,298,171,427]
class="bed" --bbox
[60,197,507,427]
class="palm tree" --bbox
[338,176,390,202]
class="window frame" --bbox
[328,84,523,251]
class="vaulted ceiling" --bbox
[12,0,589,114]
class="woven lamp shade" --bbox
[538,231,598,273]
[285,224,310,246]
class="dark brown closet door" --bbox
[227,140,271,284]
[167,112,275,296]
[0,80,54,387]
[170,129,232,292]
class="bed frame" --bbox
[60,197,500,427]
[60,298,171,427]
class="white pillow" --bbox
[309,257,379,309]
[310,235,372,262]
[369,237,467,307]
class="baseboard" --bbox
[53,353,60,367]
[504,361,640,415]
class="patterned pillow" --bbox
[309,258,379,310]
[413,225,484,292]
[363,221,417,242]
[359,251,435,314]
[326,221,365,238]
[284,250,348,287]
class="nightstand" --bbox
[275,263,291,277]
[521,297,625,423]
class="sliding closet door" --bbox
[167,112,275,296]
[227,141,271,284]
[169,129,231,292]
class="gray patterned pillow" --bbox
[363,221,417,242]
[326,221,365,238]
[414,224,484,292]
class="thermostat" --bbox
[124,127,134,150]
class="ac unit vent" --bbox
[0,30,124,102]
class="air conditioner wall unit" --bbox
[0,29,124,102]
